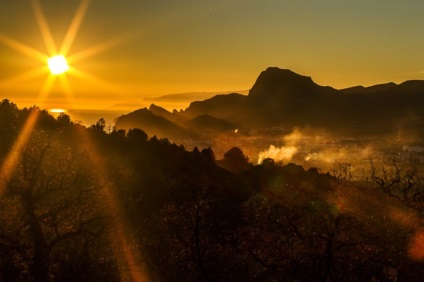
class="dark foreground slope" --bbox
[1,100,423,281]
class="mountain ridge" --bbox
[115,67,424,138]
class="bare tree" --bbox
[369,159,424,212]
[0,127,111,281]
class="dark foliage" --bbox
[0,100,423,281]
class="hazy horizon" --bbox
[3,68,424,127]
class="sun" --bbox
[0,3,146,279]
[0,0,128,110]
[47,55,69,75]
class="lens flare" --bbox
[409,230,424,261]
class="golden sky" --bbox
[1,0,424,111]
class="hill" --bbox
[144,90,248,104]
[178,93,247,119]
[149,104,184,123]
[114,108,198,140]
[340,82,397,94]
[185,114,241,135]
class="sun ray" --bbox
[0,110,40,198]
[0,34,48,63]
[0,64,56,198]
[37,74,57,103]
[58,74,76,105]
[0,66,48,89]
[69,66,126,94]
[74,128,148,281]
[111,217,146,282]
[67,35,129,64]
[60,0,90,56]
[30,0,58,56]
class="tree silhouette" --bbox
[0,110,115,281]
[1,101,424,281]
[219,147,250,173]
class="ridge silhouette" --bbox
[115,67,424,137]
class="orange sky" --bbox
[1,0,424,112]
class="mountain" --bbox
[335,80,424,134]
[185,115,241,135]
[233,67,424,135]
[179,93,247,119]
[115,67,424,138]
[147,103,241,135]
[114,108,198,140]
[144,90,249,104]
[340,83,397,94]
[115,106,242,139]
[243,68,332,108]
[149,104,184,123]
[234,67,339,127]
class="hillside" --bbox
[178,93,247,119]
[114,108,198,140]
[185,114,240,135]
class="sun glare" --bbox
[47,55,69,75]
[0,2,145,279]
[49,108,67,113]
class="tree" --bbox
[219,147,250,173]
[90,118,106,132]
[126,128,148,144]
[0,99,19,156]
[369,159,424,211]
[0,114,115,281]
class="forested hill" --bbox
[0,99,423,281]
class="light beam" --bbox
[0,34,48,63]
[31,0,58,55]
[0,66,48,88]
[60,0,90,56]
